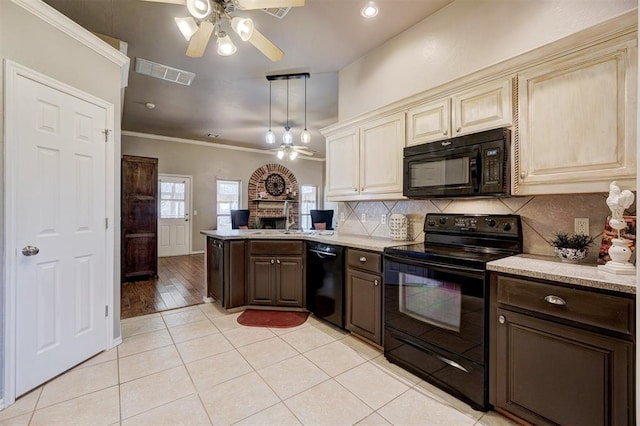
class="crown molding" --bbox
[122,131,326,162]
[11,0,130,87]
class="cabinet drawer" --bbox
[249,240,303,255]
[496,276,634,335]
[347,249,381,273]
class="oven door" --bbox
[403,144,480,198]
[383,254,487,365]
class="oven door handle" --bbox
[383,254,484,276]
[396,336,471,374]
[309,249,337,258]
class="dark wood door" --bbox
[248,256,275,305]
[495,308,633,426]
[225,240,246,308]
[346,268,382,344]
[206,238,223,301]
[121,155,158,281]
[276,256,304,307]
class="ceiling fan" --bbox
[268,144,316,161]
[142,0,304,61]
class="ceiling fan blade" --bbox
[186,21,214,58]
[236,0,304,10]
[139,0,186,4]
[248,29,284,62]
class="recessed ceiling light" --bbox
[361,2,378,18]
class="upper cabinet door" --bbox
[360,113,406,195]
[515,36,637,195]
[452,78,513,137]
[326,127,360,198]
[407,98,451,146]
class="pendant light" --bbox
[265,80,275,144]
[216,31,237,56]
[300,74,310,144]
[282,79,293,145]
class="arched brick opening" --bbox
[248,164,299,229]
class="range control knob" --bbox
[439,217,447,225]
[487,219,496,227]
[503,223,512,231]
[427,220,436,226]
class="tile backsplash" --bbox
[336,194,637,262]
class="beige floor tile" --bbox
[285,380,373,425]
[74,348,118,370]
[222,326,276,348]
[198,303,229,319]
[168,319,219,344]
[340,335,382,360]
[0,413,31,425]
[121,314,166,338]
[185,350,253,392]
[121,394,211,426]
[309,319,350,340]
[369,355,422,386]
[356,412,392,425]
[209,312,242,331]
[377,388,476,425]
[268,321,311,336]
[336,362,410,410]
[304,340,368,377]
[30,386,119,426]
[118,329,173,358]
[0,387,41,421]
[237,337,298,370]
[477,410,520,426]
[234,402,301,425]
[119,345,183,383]
[258,355,329,400]
[37,360,118,409]
[414,380,484,422]
[120,365,196,419]
[199,372,280,425]
[175,332,233,364]
[279,326,336,353]
[162,306,208,328]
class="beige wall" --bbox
[339,0,637,120]
[122,134,325,252]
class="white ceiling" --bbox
[44,0,453,157]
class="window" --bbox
[160,180,186,219]
[216,179,241,230]
[300,185,317,230]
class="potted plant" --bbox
[550,232,594,262]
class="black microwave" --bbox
[403,128,510,198]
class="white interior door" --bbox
[12,72,108,396]
[158,175,191,257]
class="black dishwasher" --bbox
[306,242,345,328]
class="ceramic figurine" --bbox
[599,181,635,275]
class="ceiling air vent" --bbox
[262,7,291,19]
[134,58,196,86]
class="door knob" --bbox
[22,246,39,256]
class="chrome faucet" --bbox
[283,200,295,231]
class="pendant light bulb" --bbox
[283,127,293,145]
[265,130,275,144]
[216,32,237,56]
[231,17,254,42]
[300,129,310,144]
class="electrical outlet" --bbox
[381,214,387,224]
[193,210,198,216]
[574,218,589,235]
[361,213,366,223]
[340,212,345,221]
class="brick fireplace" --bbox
[248,164,299,229]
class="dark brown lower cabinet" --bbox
[345,248,382,345]
[205,237,245,309]
[491,273,634,426]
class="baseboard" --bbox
[190,250,205,255]
[110,336,122,349]
[203,297,215,303]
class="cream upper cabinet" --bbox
[325,113,405,201]
[407,78,512,146]
[515,35,637,195]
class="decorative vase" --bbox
[553,247,588,262]
[607,238,633,264]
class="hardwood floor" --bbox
[121,254,205,319]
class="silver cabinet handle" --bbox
[456,127,461,132]
[22,246,39,256]
[498,315,506,324]
[270,259,275,264]
[374,279,379,286]
[520,172,526,179]
[359,256,367,263]
[441,141,451,147]
[443,130,448,135]
[276,259,281,264]
[544,295,566,306]
[354,188,358,192]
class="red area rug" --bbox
[237,309,309,328]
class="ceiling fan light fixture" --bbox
[361,2,379,18]
[216,32,237,56]
[231,17,255,42]
[186,0,212,19]
[174,17,199,41]
[265,129,276,144]
[289,150,298,160]
[300,128,310,144]
[277,149,285,160]
[283,126,293,145]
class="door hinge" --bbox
[105,305,109,317]
[105,218,108,230]
[103,129,111,143]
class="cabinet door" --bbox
[225,240,246,308]
[515,37,637,195]
[346,268,382,345]
[496,308,632,426]
[276,257,304,307]
[451,78,512,137]
[360,113,406,195]
[207,238,223,302]
[407,98,451,146]
[248,256,275,305]
[326,127,360,198]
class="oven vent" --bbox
[134,58,195,86]
[262,7,291,19]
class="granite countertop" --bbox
[487,254,637,295]
[200,229,410,252]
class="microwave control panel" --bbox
[483,146,502,185]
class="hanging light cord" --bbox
[286,79,289,129]
[268,80,272,130]
[304,75,307,130]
